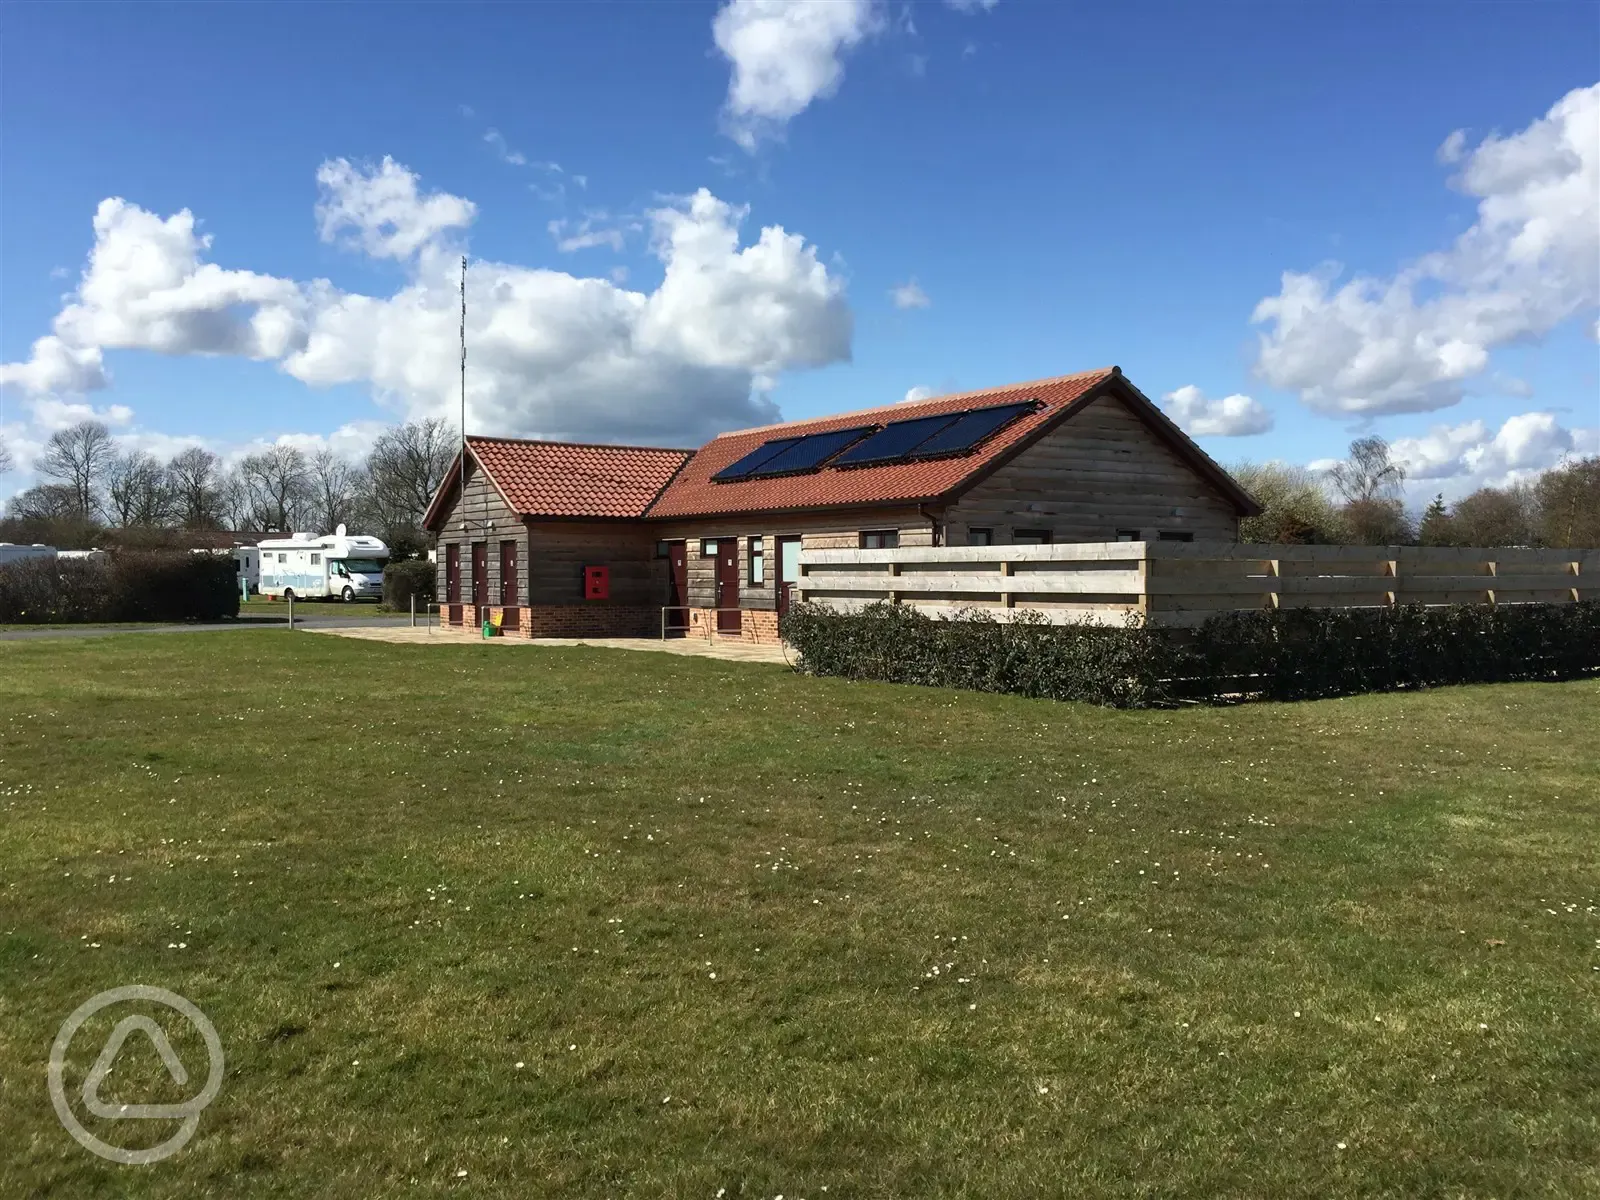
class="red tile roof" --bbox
[424,366,1258,528]
[437,438,691,522]
[645,368,1118,519]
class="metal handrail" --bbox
[661,606,752,641]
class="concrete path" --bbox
[0,615,400,641]
[304,622,795,665]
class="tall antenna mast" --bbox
[459,254,467,537]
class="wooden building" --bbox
[423,366,1260,642]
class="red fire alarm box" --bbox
[583,565,609,600]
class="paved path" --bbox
[304,622,794,665]
[0,615,401,642]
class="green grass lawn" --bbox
[1,633,1596,1198]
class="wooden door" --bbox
[499,541,519,606]
[445,544,460,603]
[666,541,688,634]
[471,541,488,607]
[776,536,802,617]
[715,538,741,634]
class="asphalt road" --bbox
[0,614,408,641]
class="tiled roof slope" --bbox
[645,368,1117,520]
[459,437,691,519]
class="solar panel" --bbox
[905,401,1037,460]
[711,436,805,482]
[743,425,879,478]
[831,413,964,469]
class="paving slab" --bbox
[302,622,794,664]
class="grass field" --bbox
[1,632,1596,1198]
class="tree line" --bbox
[1232,437,1600,549]
[1,418,457,558]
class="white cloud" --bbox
[483,128,528,167]
[713,0,883,150]
[0,335,107,394]
[890,279,930,309]
[547,214,632,254]
[1161,385,1274,437]
[3,163,851,460]
[903,385,934,403]
[1391,410,1600,492]
[1436,128,1468,165]
[1,162,851,453]
[1251,82,1599,416]
[29,397,134,433]
[315,156,476,260]
[945,0,999,11]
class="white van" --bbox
[0,543,58,566]
[258,526,389,602]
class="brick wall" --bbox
[447,603,657,638]
[686,607,781,644]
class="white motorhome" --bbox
[258,526,389,602]
[0,543,58,567]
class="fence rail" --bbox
[795,541,1598,627]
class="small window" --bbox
[1115,529,1140,542]
[1158,531,1194,543]
[1013,529,1052,545]
[860,530,899,550]
[277,553,287,563]
[700,538,719,557]
[967,527,993,547]
[310,553,321,565]
[749,536,765,584]
[655,540,671,559]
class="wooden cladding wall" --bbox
[526,521,663,606]
[653,506,935,612]
[944,395,1241,545]
[796,541,1599,628]
[432,459,528,609]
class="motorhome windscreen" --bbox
[341,559,387,573]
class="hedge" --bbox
[0,552,240,624]
[778,601,1600,707]
[382,558,435,612]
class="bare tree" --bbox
[1535,456,1600,548]
[364,418,456,544]
[1328,436,1406,504]
[217,468,254,532]
[307,448,362,534]
[4,483,79,522]
[166,446,224,528]
[106,450,172,527]
[238,445,310,532]
[1231,461,1340,544]
[36,420,116,516]
[1449,483,1537,547]
[0,439,13,474]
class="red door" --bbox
[471,542,488,608]
[499,540,519,628]
[666,541,688,635]
[445,544,460,603]
[776,536,802,617]
[715,538,741,634]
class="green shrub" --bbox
[779,600,1600,708]
[383,558,435,612]
[0,552,238,624]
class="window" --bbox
[1115,530,1140,542]
[749,536,765,584]
[310,553,321,565]
[655,540,671,559]
[968,527,993,546]
[701,538,719,557]
[277,553,287,563]
[860,530,899,549]
[1158,531,1194,543]
[1013,529,1052,545]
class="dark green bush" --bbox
[383,558,436,612]
[0,552,238,624]
[779,600,1600,708]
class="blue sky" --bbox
[2,0,1596,502]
